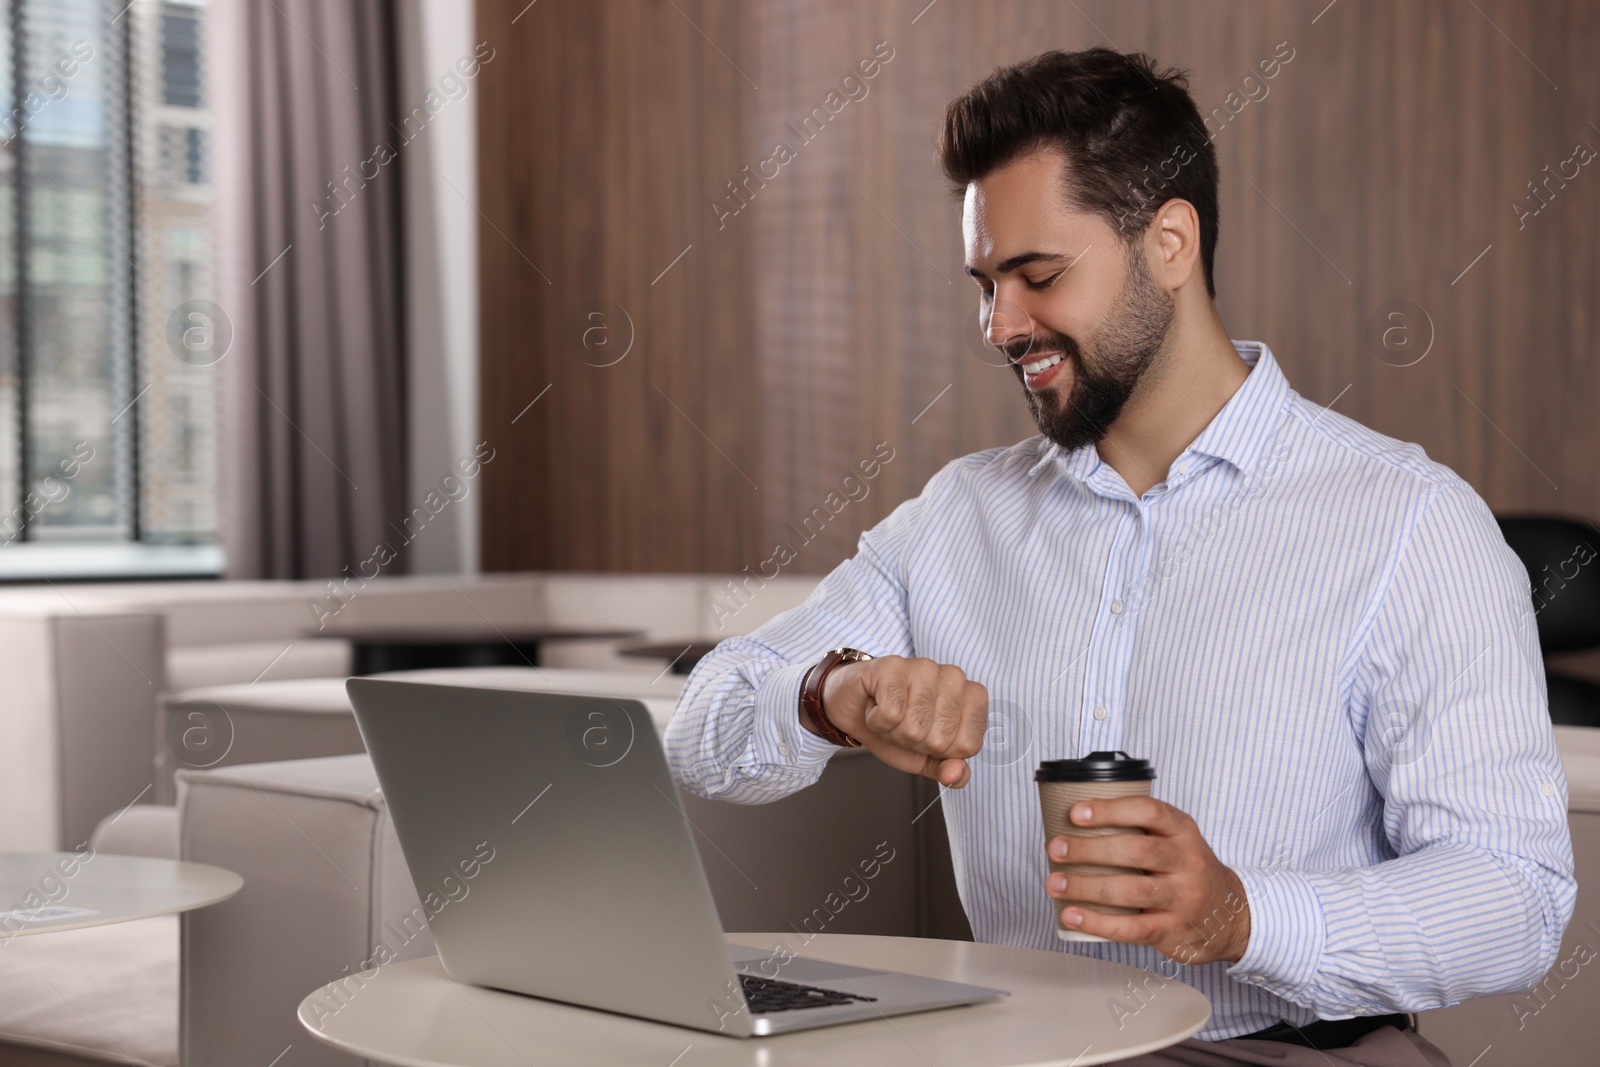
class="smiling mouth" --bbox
[1017,351,1064,375]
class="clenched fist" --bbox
[807,655,989,787]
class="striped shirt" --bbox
[664,339,1576,1040]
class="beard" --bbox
[1004,246,1175,453]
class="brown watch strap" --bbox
[799,648,873,748]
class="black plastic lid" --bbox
[1035,751,1155,782]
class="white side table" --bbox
[299,932,1210,1066]
[0,851,243,937]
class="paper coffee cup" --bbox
[1036,751,1156,943]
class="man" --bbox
[663,48,1574,1066]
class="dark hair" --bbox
[938,47,1219,297]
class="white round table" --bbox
[298,932,1211,1066]
[0,852,243,936]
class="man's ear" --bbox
[1149,197,1202,291]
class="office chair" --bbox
[1496,516,1600,728]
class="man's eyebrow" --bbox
[962,250,1075,279]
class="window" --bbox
[0,0,219,572]
[158,4,198,108]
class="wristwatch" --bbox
[799,648,874,748]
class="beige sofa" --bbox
[0,573,818,850]
[152,666,691,800]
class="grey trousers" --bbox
[1115,1025,1453,1065]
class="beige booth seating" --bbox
[0,575,544,852]
[177,756,427,1067]
[533,571,820,671]
[0,573,821,851]
[153,667,690,802]
[154,678,363,805]
[0,601,167,856]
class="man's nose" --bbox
[985,295,1035,351]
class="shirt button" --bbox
[1110,598,1124,615]
[779,742,790,757]
[1541,781,1557,797]
[1093,705,1109,721]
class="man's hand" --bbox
[812,655,987,787]
[1047,795,1251,966]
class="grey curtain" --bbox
[213,0,407,579]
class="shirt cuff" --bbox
[751,661,842,771]
[1227,865,1328,1005]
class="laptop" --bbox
[346,677,1008,1037]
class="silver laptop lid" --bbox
[346,678,758,1036]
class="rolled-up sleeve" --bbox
[1228,479,1577,1014]
[664,490,928,803]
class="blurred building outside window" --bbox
[0,0,219,575]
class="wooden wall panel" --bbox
[477,0,762,572]
[479,0,1600,574]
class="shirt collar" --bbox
[1028,339,1290,481]
[1182,339,1291,475]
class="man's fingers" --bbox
[1072,795,1191,837]
[1058,905,1165,947]
[959,681,988,758]
[936,756,970,788]
[859,731,951,779]
[902,658,955,745]
[927,680,967,750]
[1049,871,1169,911]
[1050,831,1183,873]
[850,658,987,769]
[857,733,972,788]
[903,683,941,745]
[1040,793,1250,966]
[862,664,909,732]
[913,665,980,758]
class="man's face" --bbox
[962,148,1174,452]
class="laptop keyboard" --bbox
[738,972,879,1014]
